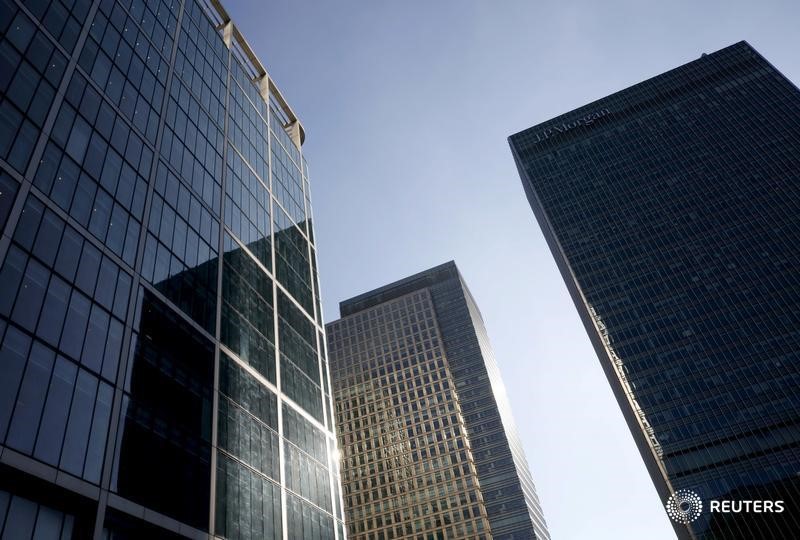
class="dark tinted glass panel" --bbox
[220,235,275,382]
[0,326,30,441]
[0,489,81,540]
[0,3,67,174]
[34,357,77,466]
[6,342,54,453]
[0,0,341,535]
[215,454,281,540]
[102,508,185,540]
[509,42,800,539]
[113,290,213,530]
[0,171,19,230]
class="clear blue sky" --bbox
[224,1,800,538]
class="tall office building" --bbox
[327,262,550,540]
[0,0,345,538]
[509,41,800,539]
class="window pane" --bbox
[11,257,50,331]
[54,227,82,282]
[59,290,90,360]
[0,247,27,316]
[6,342,55,454]
[74,243,101,296]
[4,495,38,540]
[94,257,117,311]
[34,357,77,466]
[83,381,112,483]
[32,503,63,540]
[32,210,64,267]
[81,304,108,374]
[0,327,31,441]
[101,319,123,382]
[12,196,43,251]
[60,369,97,476]
[36,275,70,347]
[0,172,20,230]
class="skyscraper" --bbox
[327,262,550,540]
[509,41,800,540]
[0,0,345,538]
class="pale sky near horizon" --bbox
[223,1,800,538]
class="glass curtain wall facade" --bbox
[327,262,550,540]
[0,0,346,538]
[509,41,800,540]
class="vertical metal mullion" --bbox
[210,22,233,537]
[262,73,289,540]
[269,101,291,540]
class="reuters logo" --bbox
[665,489,703,524]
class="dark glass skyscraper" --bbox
[509,41,800,540]
[327,262,550,540]
[0,0,345,538]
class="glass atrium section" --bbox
[510,41,800,540]
[0,0,345,537]
[328,262,550,540]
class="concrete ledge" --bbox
[0,447,58,485]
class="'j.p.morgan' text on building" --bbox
[532,108,610,143]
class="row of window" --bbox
[328,291,432,335]
[106,0,179,61]
[221,238,276,383]
[37,71,153,267]
[152,159,218,256]
[279,313,319,387]
[285,441,332,512]
[268,102,300,167]
[160,75,223,214]
[281,353,324,423]
[215,453,282,540]
[0,489,76,539]
[2,197,130,381]
[224,145,271,268]
[0,0,67,173]
[283,404,328,465]
[219,353,278,430]
[347,484,487,539]
[80,0,171,146]
[286,492,335,540]
[218,396,280,481]
[270,135,304,226]
[229,71,268,185]
[222,234,273,340]
[174,0,227,127]
[274,219,314,314]
[222,302,276,384]
[230,54,267,124]
[0,320,113,484]
[141,161,219,331]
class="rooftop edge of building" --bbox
[507,40,755,150]
[337,261,460,318]
[204,0,306,147]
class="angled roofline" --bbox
[206,0,305,147]
[337,261,460,318]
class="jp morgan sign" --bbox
[532,108,610,143]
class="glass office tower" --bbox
[327,262,550,540]
[0,0,345,537]
[509,41,800,540]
